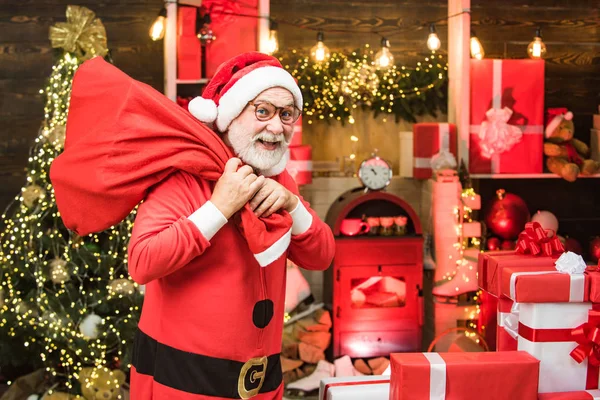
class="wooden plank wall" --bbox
[0,0,164,210]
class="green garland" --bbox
[277,45,448,125]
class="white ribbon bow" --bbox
[502,302,520,340]
[555,251,587,275]
[430,149,457,171]
[478,107,523,158]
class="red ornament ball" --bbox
[501,240,516,251]
[484,189,530,240]
[590,237,600,261]
[487,237,501,251]
[564,237,583,255]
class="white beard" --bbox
[225,119,291,171]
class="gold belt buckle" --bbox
[238,356,268,399]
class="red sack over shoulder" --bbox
[50,57,293,266]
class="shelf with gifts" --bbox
[399,60,600,182]
[164,1,264,102]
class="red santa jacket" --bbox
[128,169,335,400]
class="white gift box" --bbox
[591,129,600,163]
[319,375,390,400]
[399,131,413,178]
[517,302,600,393]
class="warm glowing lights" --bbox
[470,30,485,60]
[279,46,448,125]
[527,27,547,59]
[427,24,441,51]
[0,52,141,395]
[264,20,279,55]
[310,31,331,63]
[374,38,394,69]
[149,8,166,41]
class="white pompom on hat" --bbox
[188,52,303,132]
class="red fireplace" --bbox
[324,188,424,358]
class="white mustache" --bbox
[252,132,290,146]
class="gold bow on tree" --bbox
[49,5,108,60]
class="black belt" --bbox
[132,329,282,399]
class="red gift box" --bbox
[413,123,457,179]
[390,351,539,400]
[587,267,600,303]
[178,6,197,36]
[478,250,514,293]
[502,267,589,303]
[287,145,312,185]
[469,59,545,174]
[497,296,518,351]
[477,290,498,351]
[177,7,201,80]
[204,0,258,78]
[482,252,558,296]
[539,390,600,400]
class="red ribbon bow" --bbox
[516,222,565,257]
[571,319,600,366]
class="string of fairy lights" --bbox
[0,52,141,395]
[277,47,448,125]
[148,3,549,163]
[150,5,550,61]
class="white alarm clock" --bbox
[358,154,393,191]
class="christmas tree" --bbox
[0,6,142,395]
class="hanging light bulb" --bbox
[265,20,279,55]
[197,13,216,45]
[527,27,547,59]
[470,30,485,60]
[427,24,441,51]
[375,37,394,69]
[310,31,330,63]
[149,7,167,41]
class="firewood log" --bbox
[298,342,325,364]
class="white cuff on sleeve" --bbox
[290,196,313,236]
[187,201,228,241]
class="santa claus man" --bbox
[50,52,335,399]
[127,53,335,399]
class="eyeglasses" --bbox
[247,101,301,125]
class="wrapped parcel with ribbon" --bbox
[469,59,545,174]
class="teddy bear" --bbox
[77,367,126,400]
[544,110,600,181]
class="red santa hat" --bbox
[188,52,303,132]
[545,110,573,138]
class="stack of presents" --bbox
[318,60,600,399]
[319,224,600,399]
